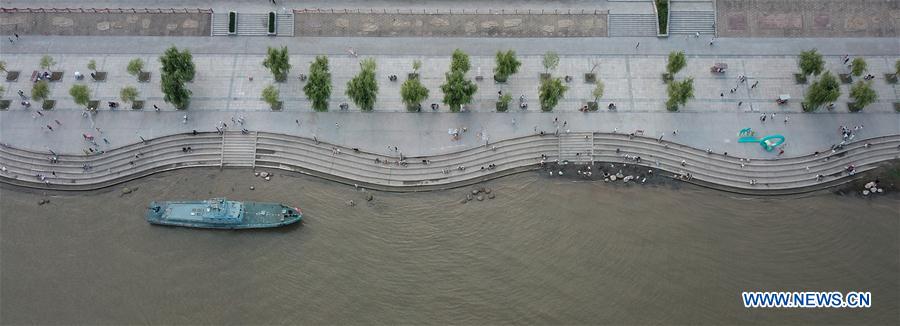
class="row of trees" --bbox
[798,49,877,112]
[664,51,694,111]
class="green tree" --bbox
[666,51,686,75]
[441,70,477,112]
[161,73,191,109]
[32,80,50,101]
[0,85,5,98]
[496,93,513,112]
[666,77,695,111]
[160,46,196,81]
[493,50,521,82]
[849,81,877,110]
[127,58,144,76]
[304,56,332,112]
[803,71,840,111]
[401,77,429,111]
[451,49,471,73]
[850,57,867,77]
[87,59,97,71]
[346,58,379,111]
[543,51,560,73]
[120,86,139,103]
[798,49,824,76]
[592,81,605,103]
[69,84,91,107]
[0,60,6,72]
[539,77,567,111]
[262,46,291,82]
[261,84,280,108]
[39,55,55,70]
[895,59,900,76]
[412,59,422,74]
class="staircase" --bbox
[276,13,295,36]
[608,13,658,36]
[211,13,229,36]
[669,11,716,35]
[558,132,594,163]
[221,131,257,167]
[237,13,268,36]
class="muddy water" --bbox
[1,168,897,325]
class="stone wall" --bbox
[717,0,899,37]
[0,9,211,36]
[294,11,608,37]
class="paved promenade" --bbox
[1,31,899,192]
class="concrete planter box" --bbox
[228,11,237,35]
[91,71,107,81]
[87,100,99,110]
[49,71,64,82]
[884,74,898,84]
[132,100,144,110]
[42,100,55,110]
[584,73,596,83]
[794,73,808,84]
[270,101,283,111]
[0,100,10,110]
[267,12,277,36]
[5,71,19,82]
[138,72,151,82]
[839,74,853,84]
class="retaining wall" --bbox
[0,8,212,36]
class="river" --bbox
[1,168,897,325]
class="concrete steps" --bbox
[221,132,256,167]
[558,132,594,163]
[669,11,715,35]
[608,13,658,37]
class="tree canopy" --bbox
[493,50,521,82]
[127,58,144,76]
[799,49,824,76]
[542,51,560,73]
[539,77,568,111]
[304,56,332,112]
[849,81,877,110]
[440,70,477,112]
[346,58,379,111]
[803,71,840,111]
[666,77,695,111]
[120,86,139,103]
[401,77,429,111]
[666,51,686,75]
[160,46,196,81]
[69,84,91,107]
[262,46,291,82]
[451,49,470,73]
[850,57,867,77]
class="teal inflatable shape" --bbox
[758,134,785,151]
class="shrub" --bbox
[160,47,195,81]
[120,86,139,103]
[69,84,91,107]
[850,57,867,77]
[539,77,567,111]
[496,93,512,112]
[127,58,144,76]
[228,12,237,33]
[304,56,332,112]
[798,49,824,76]
[849,81,877,110]
[262,46,291,82]
[412,60,422,74]
[493,50,521,82]
[441,70,477,112]
[666,51,686,75]
[666,77,694,111]
[261,84,280,107]
[39,55,55,70]
[592,81,605,103]
[542,51,560,73]
[346,58,378,111]
[87,59,97,71]
[451,49,470,73]
[268,12,276,34]
[401,77,429,111]
[161,73,191,109]
[803,71,840,111]
[32,80,50,101]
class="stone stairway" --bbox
[221,131,257,167]
[276,13,294,36]
[558,132,594,163]
[669,11,715,35]
[211,13,229,36]
[608,13,658,36]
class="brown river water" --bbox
[1,168,898,325]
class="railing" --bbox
[293,8,609,15]
[0,8,213,14]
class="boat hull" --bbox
[146,199,302,229]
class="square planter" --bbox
[91,71,107,81]
[270,101,283,111]
[584,73,596,83]
[5,71,19,82]
[495,101,509,112]
[884,74,898,84]
[87,100,99,110]
[406,103,422,112]
[493,75,508,84]
[131,100,144,110]
[661,73,673,82]
[42,100,55,110]
[587,101,599,111]
[49,71,64,82]
[407,73,419,80]
[540,73,551,81]
[794,73,808,84]
[138,72,151,82]
[228,11,238,35]
[267,12,277,36]
[0,100,10,110]
[839,74,853,84]
[847,102,863,112]
[894,102,900,113]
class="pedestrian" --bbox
[563,121,567,127]
[103,138,110,144]
[335,122,340,129]
[8,37,13,43]
[635,42,640,49]
[14,33,19,40]
[658,135,664,142]
[46,125,53,131]
[154,104,159,111]
[778,148,784,156]
[751,81,759,88]
[17,89,25,98]
[770,112,775,120]
[784,116,789,124]
[730,88,736,93]
[720,92,724,97]
[182,115,188,124]
[231,116,236,124]
[54,119,61,126]
[672,129,678,135]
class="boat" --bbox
[146,198,302,229]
